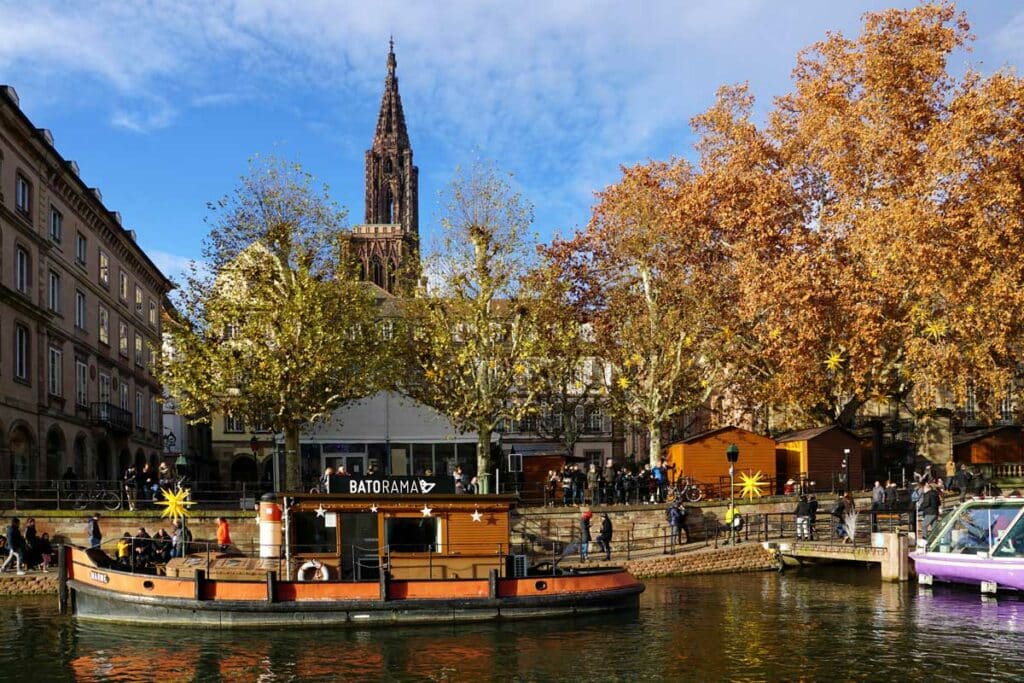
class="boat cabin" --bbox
[924,498,1024,558]
[286,488,517,581]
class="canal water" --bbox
[3,567,1024,681]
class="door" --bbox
[344,455,366,476]
[339,512,380,581]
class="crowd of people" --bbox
[0,517,56,575]
[548,458,677,507]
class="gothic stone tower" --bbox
[353,40,419,294]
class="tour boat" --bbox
[910,497,1024,593]
[60,484,644,627]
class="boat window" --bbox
[293,511,337,554]
[993,508,1024,557]
[385,517,438,553]
[928,503,1021,555]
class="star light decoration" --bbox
[737,471,768,500]
[421,505,432,517]
[315,504,327,518]
[156,487,196,521]
[370,504,378,513]
[471,509,483,523]
[824,350,845,372]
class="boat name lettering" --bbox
[89,571,109,584]
[348,478,438,495]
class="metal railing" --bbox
[0,479,267,511]
[89,402,132,433]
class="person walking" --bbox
[808,495,819,540]
[87,513,103,550]
[0,517,26,575]
[598,512,613,561]
[669,501,688,546]
[795,495,811,540]
[123,465,138,511]
[579,510,593,562]
[919,484,941,536]
[217,517,233,552]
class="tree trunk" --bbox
[477,425,492,494]
[648,423,661,468]
[284,425,301,493]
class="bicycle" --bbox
[670,476,704,503]
[71,485,122,511]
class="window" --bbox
[14,246,29,293]
[49,206,63,242]
[99,251,110,286]
[119,321,129,356]
[135,391,144,428]
[99,373,111,403]
[76,233,87,265]
[149,300,158,327]
[135,286,143,315]
[75,290,87,329]
[134,333,143,366]
[385,517,439,553]
[47,346,62,396]
[586,408,605,433]
[964,386,978,422]
[119,382,129,411]
[98,305,110,345]
[76,360,88,406]
[48,270,60,312]
[15,174,30,215]
[151,398,160,432]
[1000,392,1014,423]
[14,325,29,381]
[119,270,129,301]
[224,415,245,433]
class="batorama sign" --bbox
[327,475,455,495]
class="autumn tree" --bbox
[522,258,606,459]
[551,160,738,467]
[694,3,1024,444]
[161,157,388,491]
[403,161,539,491]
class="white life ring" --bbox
[297,559,330,582]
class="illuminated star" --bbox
[315,505,327,518]
[824,351,845,372]
[471,509,483,522]
[421,505,432,517]
[155,487,195,521]
[738,471,768,500]
[370,504,378,513]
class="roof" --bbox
[675,425,772,445]
[776,424,860,444]
[504,443,582,460]
[953,425,1021,447]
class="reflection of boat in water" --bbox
[910,497,1024,593]
[61,490,644,627]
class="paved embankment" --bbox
[0,571,58,595]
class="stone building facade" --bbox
[352,41,420,294]
[0,85,173,482]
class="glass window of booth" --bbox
[385,517,439,553]
[292,510,337,555]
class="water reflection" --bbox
[3,570,1024,681]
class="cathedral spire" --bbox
[374,38,408,148]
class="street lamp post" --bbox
[726,444,739,545]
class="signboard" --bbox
[326,474,455,495]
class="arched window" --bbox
[382,188,393,223]
[370,257,385,289]
[384,158,392,173]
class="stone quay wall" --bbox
[620,543,778,578]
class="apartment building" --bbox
[0,85,173,482]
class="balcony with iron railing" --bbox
[89,402,132,434]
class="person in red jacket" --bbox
[216,517,232,552]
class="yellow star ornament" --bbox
[824,351,844,372]
[156,487,196,521]
[737,471,767,500]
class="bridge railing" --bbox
[0,479,265,511]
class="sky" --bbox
[1,1,1022,286]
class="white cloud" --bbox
[146,248,199,285]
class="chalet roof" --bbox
[776,424,860,444]
[676,425,771,445]
[952,425,1021,447]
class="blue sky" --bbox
[1,1,1022,285]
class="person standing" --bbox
[669,502,687,546]
[123,465,138,511]
[603,458,616,506]
[87,513,102,550]
[598,512,613,561]
[795,495,811,540]
[217,517,233,552]
[919,484,940,536]
[561,466,574,506]
[0,517,26,575]
[587,464,599,506]
[22,518,39,569]
[579,510,593,562]
[546,470,558,507]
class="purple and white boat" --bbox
[911,498,1024,594]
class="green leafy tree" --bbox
[404,161,539,491]
[161,157,388,491]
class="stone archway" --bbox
[73,433,90,479]
[45,425,66,481]
[95,439,111,482]
[230,455,258,485]
[9,423,35,481]
[134,449,146,470]
[118,448,131,479]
